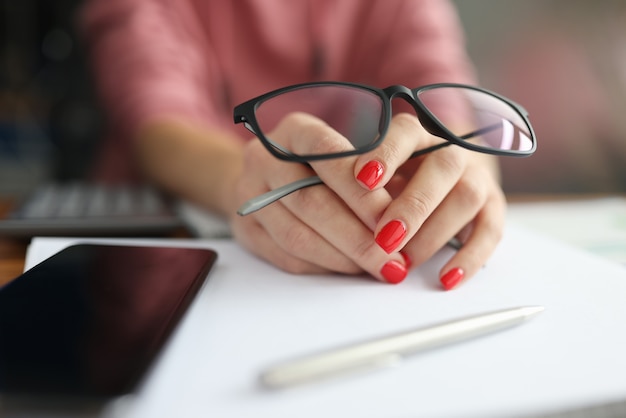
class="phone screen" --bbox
[0,244,217,411]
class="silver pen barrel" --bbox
[260,306,544,389]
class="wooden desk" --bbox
[0,199,27,286]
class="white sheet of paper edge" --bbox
[23,223,626,418]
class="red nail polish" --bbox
[381,260,407,284]
[375,220,406,253]
[356,160,384,190]
[440,267,464,291]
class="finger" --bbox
[353,113,442,190]
[237,140,357,274]
[237,134,405,282]
[279,181,408,284]
[402,170,489,270]
[231,215,331,275]
[373,145,467,254]
[252,198,364,275]
[255,113,409,283]
[234,140,337,274]
[438,191,506,291]
[268,111,355,157]
[279,112,394,231]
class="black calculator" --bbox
[0,183,185,238]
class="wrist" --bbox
[135,118,245,217]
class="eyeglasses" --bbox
[233,81,536,215]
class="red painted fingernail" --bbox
[375,220,406,253]
[381,260,407,284]
[440,267,465,291]
[356,160,384,190]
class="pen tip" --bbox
[521,306,545,318]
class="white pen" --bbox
[260,305,544,389]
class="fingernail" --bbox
[440,267,465,291]
[356,160,384,190]
[380,260,407,284]
[375,220,406,253]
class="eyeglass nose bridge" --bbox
[381,85,448,141]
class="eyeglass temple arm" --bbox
[237,123,499,216]
[236,141,449,216]
[237,176,324,215]
[409,122,503,157]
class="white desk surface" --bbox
[25,211,626,418]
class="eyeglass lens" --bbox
[255,85,385,156]
[253,84,533,157]
[416,86,534,152]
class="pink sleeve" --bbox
[80,0,219,139]
[343,0,477,124]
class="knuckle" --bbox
[351,239,378,264]
[278,112,348,156]
[454,175,486,209]
[291,185,329,213]
[278,111,314,129]
[377,138,403,164]
[306,126,349,155]
[280,223,315,257]
[403,189,433,220]
[393,112,422,131]
[432,148,465,176]
[393,112,426,145]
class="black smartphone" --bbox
[0,243,217,416]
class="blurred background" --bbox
[1,0,625,198]
[0,0,103,197]
[455,0,626,194]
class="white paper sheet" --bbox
[24,223,626,418]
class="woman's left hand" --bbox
[352,113,507,290]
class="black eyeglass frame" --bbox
[233,81,536,163]
[233,81,537,216]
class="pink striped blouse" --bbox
[80,0,476,180]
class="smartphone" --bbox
[0,244,217,416]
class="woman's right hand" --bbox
[229,113,409,284]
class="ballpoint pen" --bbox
[259,305,544,389]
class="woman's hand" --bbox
[229,113,409,284]
[352,113,506,290]
[138,114,505,289]
[230,111,505,289]
[232,110,506,289]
